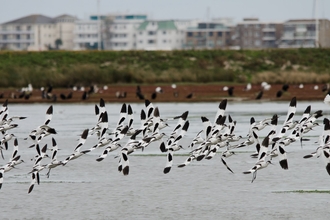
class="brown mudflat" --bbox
[1,83,328,104]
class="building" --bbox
[104,14,147,51]
[73,15,107,50]
[2,13,330,51]
[53,14,77,50]
[234,18,283,49]
[0,14,77,51]
[184,20,234,49]
[135,19,196,51]
[278,19,330,48]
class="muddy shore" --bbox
[1,83,328,104]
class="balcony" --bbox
[74,30,99,35]
[0,30,34,34]
[262,28,276,32]
[73,39,98,44]
[262,36,276,41]
[278,44,315,49]
[281,34,295,40]
[109,38,128,43]
[0,39,34,43]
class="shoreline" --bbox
[1,83,328,104]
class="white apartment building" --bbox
[105,14,147,50]
[73,19,101,50]
[135,20,196,51]
[278,19,330,48]
[0,14,77,51]
[73,14,147,51]
[54,15,77,50]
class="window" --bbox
[27,26,31,31]
[16,34,20,39]
[209,32,213,36]
[217,32,222,37]
[187,32,193,37]
[16,26,21,31]
[163,40,167,43]
[163,31,166,35]
[148,31,155,35]
[208,41,214,47]
[148,40,155,44]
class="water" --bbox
[1,100,330,219]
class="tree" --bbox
[55,38,63,50]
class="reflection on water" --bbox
[2,101,330,219]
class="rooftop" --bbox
[137,20,177,31]
[2,14,54,25]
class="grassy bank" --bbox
[0,49,330,88]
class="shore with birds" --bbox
[0,82,329,104]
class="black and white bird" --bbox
[44,138,62,178]
[29,105,57,142]
[243,135,273,183]
[61,129,90,165]
[0,139,24,190]
[0,133,16,159]
[96,126,129,162]
[163,120,190,174]
[117,130,142,176]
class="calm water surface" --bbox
[1,100,330,219]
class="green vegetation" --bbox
[0,49,330,88]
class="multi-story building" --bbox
[54,14,77,50]
[73,15,107,50]
[184,20,234,49]
[278,19,330,48]
[135,19,196,50]
[0,14,77,51]
[234,18,283,49]
[104,14,147,50]
[2,14,330,51]
[74,13,150,51]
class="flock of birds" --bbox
[1,94,330,193]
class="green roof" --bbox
[137,20,177,31]
[137,21,149,30]
[157,21,177,30]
